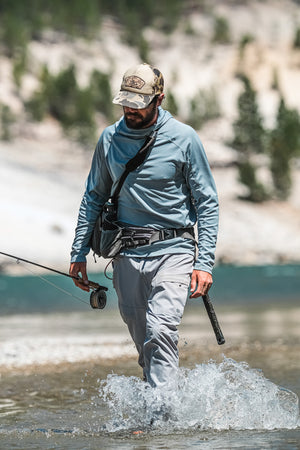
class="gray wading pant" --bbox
[113,253,194,388]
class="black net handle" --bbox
[202,294,225,345]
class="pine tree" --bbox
[232,75,265,155]
[232,75,268,202]
[269,98,300,199]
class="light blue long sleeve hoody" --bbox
[71,107,219,273]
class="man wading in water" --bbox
[70,63,219,389]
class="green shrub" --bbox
[187,87,220,129]
[26,93,47,122]
[71,88,96,145]
[238,160,269,202]
[165,90,178,116]
[138,36,150,64]
[26,64,101,145]
[293,27,300,48]
[90,70,114,121]
[271,67,280,90]
[13,48,27,88]
[47,65,78,126]
[1,12,28,58]
[239,33,255,49]
[238,33,255,59]
[184,19,196,36]
[0,104,15,141]
[212,16,231,44]
[26,66,50,121]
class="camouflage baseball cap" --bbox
[113,63,164,109]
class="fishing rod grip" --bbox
[87,280,101,289]
[76,276,108,291]
[202,294,225,345]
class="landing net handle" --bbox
[202,294,225,345]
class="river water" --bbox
[0,264,299,449]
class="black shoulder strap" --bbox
[111,130,157,205]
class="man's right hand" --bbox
[69,262,90,292]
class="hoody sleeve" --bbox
[70,135,113,262]
[183,128,219,273]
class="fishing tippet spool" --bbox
[90,288,107,309]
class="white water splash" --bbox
[100,357,300,432]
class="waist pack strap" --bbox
[121,226,195,249]
[150,227,195,244]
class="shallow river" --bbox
[0,265,299,449]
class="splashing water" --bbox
[100,357,300,432]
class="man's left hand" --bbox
[190,270,212,298]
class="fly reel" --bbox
[90,288,107,309]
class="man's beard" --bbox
[124,102,158,129]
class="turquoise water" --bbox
[0,264,299,314]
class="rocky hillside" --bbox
[0,0,299,273]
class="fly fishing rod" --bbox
[0,251,108,309]
[202,294,225,345]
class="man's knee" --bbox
[145,314,178,347]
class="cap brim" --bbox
[112,90,155,109]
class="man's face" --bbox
[123,94,164,129]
